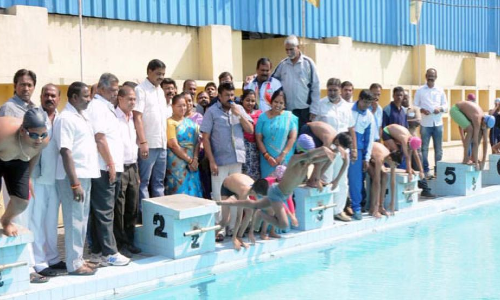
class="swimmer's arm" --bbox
[389,164,396,214]
[481,128,488,170]
[28,153,41,177]
[413,149,425,179]
[60,148,79,186]
[332,148,348,185]
[401,143,412,175]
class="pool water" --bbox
[123,202,500,300]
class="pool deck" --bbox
[2,184,500,300]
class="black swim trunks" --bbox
[299,124,323,147]
[0,159,30,200]
[220,184,237,198]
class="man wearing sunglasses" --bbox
[0,107,49,237]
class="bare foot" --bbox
[290,214,299,227]
[379,207,389,217]
[1,220,18,237]
[238,237,249,249]
[248,232,256,244]
[306,178,319,188]
[232,238,242,251]
[260,233,270,240]
[269,230,281,239]
[370,211,382,219]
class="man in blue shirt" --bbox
[382,87,408,128]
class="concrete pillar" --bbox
[199,25,240,81]
[412,44,435,85]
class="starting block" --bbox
[135,195,220,259]
[434,161,481,196]
[294,185,335,231]
[365,170,420,212]
[0,226,32,296]
[384,171,421,211]
[482,154,500,186]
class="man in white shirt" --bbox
[134,59,168,209]
[369,83,384,142]
[54,82,100,275]
[114,85,141,257]
[341,81,354,103]
[314,78,357,222]
[87,73,129,267]
[244,58,282,113]
[414,68,448,178]
[29,84,66,276]
[272,35,320,128]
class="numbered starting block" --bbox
[294,185,335,231]
[383,171,421,211]
[135,195,220,259]
[0,226,31,296]
[482,154,500,186]
[434,161,481,196]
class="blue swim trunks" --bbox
[268,183,289,203]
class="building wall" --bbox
[1,5,500,142]
[1,0,499,55]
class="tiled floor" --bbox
[2,183,500,300]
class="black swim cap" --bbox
[22,107,47,129]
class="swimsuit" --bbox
[268,183,290,203]
[382,126,392,141]
[450,104,472,129]
[0,158,30,200]
[299,124,323,148]
[220,184,237,198]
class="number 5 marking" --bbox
[444,167,456,185]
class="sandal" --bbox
[49,261,67,270]
[38,268,60,277]
[69,265,97,276]
[30,272,49,284]
[216,231,225,242]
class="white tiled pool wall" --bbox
[2,184,499,300]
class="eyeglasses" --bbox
[25,129,48,140]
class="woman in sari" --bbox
[166,93,202,196]
[255,89,298,177]
[241,89,262,180]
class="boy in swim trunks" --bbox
[368,142,402,217]
[218,146,335,230]
[450,101,494,170]
[298,121,352,191]
[381,124,423,182]
[0,108,49,236]
[218,174,269,250]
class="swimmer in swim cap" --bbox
[381,124,425,182]
[297,122,353,192]
[450,101,492,170]
[217,146,335,231]
[0,107,49,236]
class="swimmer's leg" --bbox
[1,195,29,237]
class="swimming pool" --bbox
[121,202,500,300]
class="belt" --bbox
[124,163,137,168]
